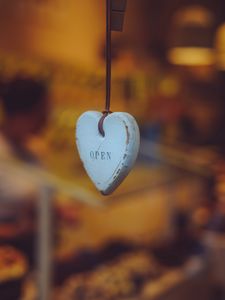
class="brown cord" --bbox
[98,0,112,137]
[98,111,112,137]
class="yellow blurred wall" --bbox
[0,0,105,68]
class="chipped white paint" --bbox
[76,111,140,195]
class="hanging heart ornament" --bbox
[76,111,140,195]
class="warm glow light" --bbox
[215,23,225,70]
[174,5,214,27]
[168,47,215,66]
[168,5,215,67]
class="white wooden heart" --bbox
[76,111,140,195]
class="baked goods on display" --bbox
[0,246,28,283]
[58,251,163,300]
[115,251,161,279]
[0,230,36,266]
[0,205,36,265]
[0,246,28,300]
[141,269,184,299]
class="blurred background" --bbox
[0,0,225,299]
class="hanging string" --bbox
[105,0,112,112]
[98,0,112,137]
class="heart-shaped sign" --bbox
[76,111,140,195]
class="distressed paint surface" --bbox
[76,111,140,195]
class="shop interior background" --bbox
[0,0,225,300]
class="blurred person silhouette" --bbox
[0,76,50,263]
[0,76,49,163]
